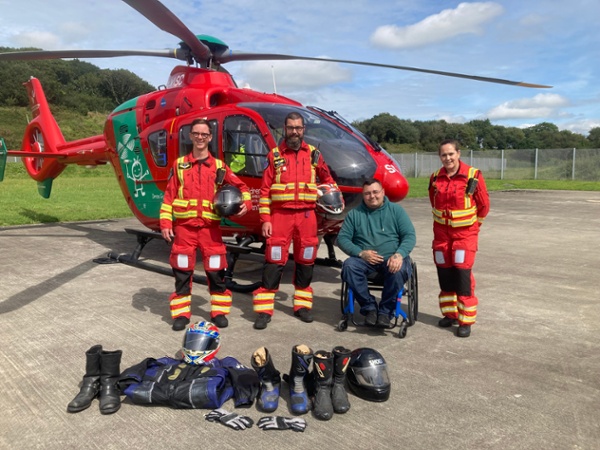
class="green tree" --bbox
[588,127,600,148]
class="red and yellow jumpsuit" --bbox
[253,141,337,316]
[160,153,251,321]
[428,162,490,326]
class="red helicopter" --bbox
[0,0,550,290]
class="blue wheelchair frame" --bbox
[338,258,418,338]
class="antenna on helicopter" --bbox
[271,65,277,94]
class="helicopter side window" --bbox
[223,115,268,177]
[178,120,219,159]
[148,130,168,167]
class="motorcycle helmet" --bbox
[346,347,390,402]
[316,184,345,215]
[181,321,221,365]
[214,184,243,217]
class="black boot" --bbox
[98,349,122,415]
[331,346,351,414]
[312,350,334,421]
[286,344,313,415]
[67,345,102,413]
[251,347,281,413]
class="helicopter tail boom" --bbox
[2,78,110,198]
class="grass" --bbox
[0,162,598,227]
[0,164,132,227]
[405,177,600,198]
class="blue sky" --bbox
[1,0,598,136]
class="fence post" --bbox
[572,148,576,180]
[501,149,504,180]
[534,148,538,180]
[414,152,418,178]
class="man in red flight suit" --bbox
[429,139,490,338]
[160,118,251,331]
[252,112,339,330]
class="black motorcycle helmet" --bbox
[214,184,243,217]
[346,348,390,402]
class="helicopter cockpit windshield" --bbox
[239,103,378,188]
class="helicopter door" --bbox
[223,115,268,177]
[178,120,219,158]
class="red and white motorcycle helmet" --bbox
[316,184,345,215]
[181,321,221,365]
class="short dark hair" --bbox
[285,112,304,126]
[191,118,210,130]
[362,178,382,188]
[438,139,460,153]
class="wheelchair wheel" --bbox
[337,318,348,332]
[407,261,418,326]
[340,280,350,314]
[397,321,408,338]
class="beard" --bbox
[286,135,302,150]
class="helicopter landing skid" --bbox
[93,228,261,293]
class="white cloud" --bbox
[486,93,570,120]
[238,59,352,92]
[11,31,62,50]
[370,2,504,49]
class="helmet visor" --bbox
[184,331,219,352]
[352,364,390,388]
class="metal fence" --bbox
[394,148,600,181]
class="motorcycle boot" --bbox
[312,350,334,420]
[67,345,102,413]
[98,349,122,415]
[251,347,281,413]
[331,346,351,413]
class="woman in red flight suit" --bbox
[252,112,339,330]
[160,119,251,331]
[429,139,490,338]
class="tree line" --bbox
[352,114,600,152]
[0,47,154,114]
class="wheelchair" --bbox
[337,258,418,338]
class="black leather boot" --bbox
[312,350,334,421]
[331,346,351,414]
[67,345,102,413]
[98,349,122,415]
[251,347,281,413]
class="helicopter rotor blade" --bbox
[216,52,552,89]
[121,0,212,66]
[0,49,187,62]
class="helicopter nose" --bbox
[377,169,410,202]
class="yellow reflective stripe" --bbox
[254,292,276,301]
[242,192,251,201]
[171,305,191,316]
[172,198,198,207]
[298,193,317,202]
[294,289,313,299]
[201,199,212,207]
[449,216,478,227]
[449,206,477,218]
[272,193,295,201]
[173,211,198,219]
[255,304,274,312]
[259,207,271,215]
[294,299,313,308]
[161,204,173,213]
[171,295,191,306]
[160,213,174,221]
[440,306,458,315]
[202,211,221,221]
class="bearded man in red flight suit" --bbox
[160,118,251,331]
[252,112,340,330]
[429,139,490,338]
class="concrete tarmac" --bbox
[0,190,599,449]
